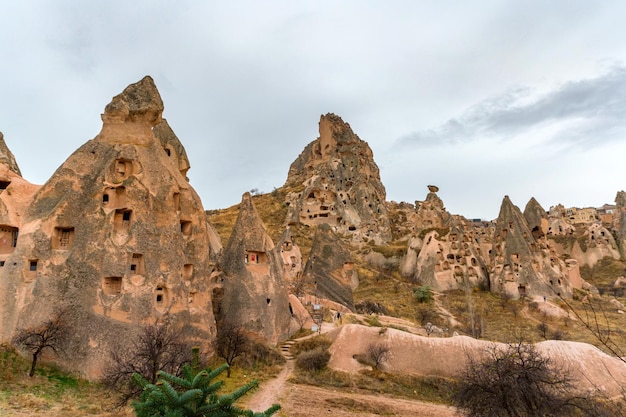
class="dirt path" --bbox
[245,323,457,416]
[246,357,294,412]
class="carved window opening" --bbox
[155,286,168,307]
[114,159,133,180]
[0,180,11,190]
[0,261,4,267]
[103,276,122,295]
[53,227,75,250]
[130,253,145,275]
[114,209,132,233]
[173,192,181,211]
[102,193,109,204]
[183,264,193,279]
[29,260,38,271]
[164,147,171,157]
[266,298,271,305]
[0,226,18,254]
[246,251,267,264]
[180,220,192,236]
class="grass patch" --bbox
[291,367,454,404]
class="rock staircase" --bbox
[280,339,296,361]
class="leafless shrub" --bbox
[12,307,73,377]
[453,341,620,417]
[215,322,249,377]
[103,320,194,405]
[296,348,330,372]
[366,342,390,370]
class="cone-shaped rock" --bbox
[284,113,391,244]
[0,132,22,176]
[218,192,291,345]
[0,77,218,378]
[304,224,357,311]
[523,197,548,240]
[491,196,578,299]
[153,119,191,180]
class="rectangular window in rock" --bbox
[183,264,193,279]
[0,180,10,190]
[180,220,192,236]
[129,253,145,275]
[53,227,75,250]
[0,226,18,254]
[103,276,122,295]
[114,159,133,180]
[114,209,132,233]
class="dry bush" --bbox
[291,336,332,356]
[295,348,330,372]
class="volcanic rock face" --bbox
[490,196,580,299]
[523,197,548,240]
[402,187,491,291]
[303,224,357,311]
[615,191,626,258]
[0,76,219,377]
[277,227,303,284]
[284,113,391,244]
[218,192,291,345]
[0,133,22,176]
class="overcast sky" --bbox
[1,1,625,220]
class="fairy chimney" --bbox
[218,192,291,345]
[0,76,219,378]
[284,113,391,244]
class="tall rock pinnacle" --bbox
[284,113,391,244]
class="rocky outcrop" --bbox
[277,227,303,285]
[523,197,548,240]
[303,224,357,311]
[218,192,291,345]
[0,132,22,176]
[401,187,491,291]
[614,191,626,258]
[490,196,580,299]
[153,119,191,180]
[284,113,391,244]
[0,76,219,378]
[412,185,451,229]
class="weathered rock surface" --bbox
[284,113,391,244]
[218,192,291,345]
[0,132,22,176]
[523,197,548,239]
[401,187,491,291]
[490,196,580,299]
[327,324,626,398]
[303,224,357,311]
[0,77,219,378]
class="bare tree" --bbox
[215,322,249,377]
[366,342,390,370]
[103,320,194,404]
[12,307,72,377]
[453,341,619,417]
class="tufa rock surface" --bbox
[218,192,291,345]
[284,113,391,244]
[0,77,219,378]
[303,224,357,311]
[0,132,22,176]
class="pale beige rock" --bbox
[218,192,291,345]
[0,77,218,378]
[284,113,391,244]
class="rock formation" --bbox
[523,197,548,240]
[303,224,357,311]
[277,227,303,287]
[0,132,22,176]
[0,76,219,378]
[490,196,581,299]
[284,113,391,244]
[614,191,626,258]
[401,187,491,291]
[218,192,291,345]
